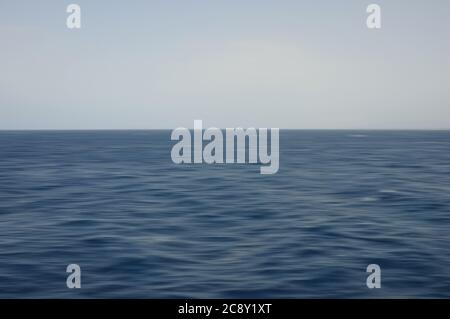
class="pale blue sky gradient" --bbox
[0,0,449,129]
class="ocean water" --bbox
[1,130,450,298]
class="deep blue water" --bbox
[1,130,450,298]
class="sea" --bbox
[0,130,450,298]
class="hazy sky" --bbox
[0,0,449,129]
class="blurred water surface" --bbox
[1,130,450,298]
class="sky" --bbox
[0,0,449,129]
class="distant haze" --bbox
[1,0,449,129]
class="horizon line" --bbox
[1,128,450,132]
